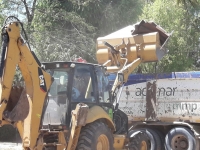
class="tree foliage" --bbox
[68,0,144,36]
[176,0,200,9]
[138,0,200,73]
[0,0,200,71]
[32,0,96,62]
[32,0,144,62]
[0,0,144,63]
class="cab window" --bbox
[72,65,95,102]
[96,67,110,103]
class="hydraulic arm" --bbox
[0,18,52,149]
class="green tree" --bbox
[32,0,144,62]
[0,0,144,63]
[32,0,96,62]
[138,0,200,73]
[176,0,199,8]
[68,0,144,36]
[0,0,37,31]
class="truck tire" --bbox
[128,128,162,150]
[76,120,114,150]
[153,129,165,149]
[147,128,163,150]
[129,131,151,150]
[165,127,196,150]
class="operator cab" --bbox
[41,61,112,129]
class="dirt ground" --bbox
[0,142,22,150]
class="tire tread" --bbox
[76,120,113,150]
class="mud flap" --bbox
[146,81,157,121]
[4,87,29,122]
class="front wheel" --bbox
[76,120,114,150]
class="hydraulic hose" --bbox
[0,32,8,77]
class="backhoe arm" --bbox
[0,20,52,149]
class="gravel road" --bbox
[0,142,22,150]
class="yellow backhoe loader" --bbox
[0,16,170,150]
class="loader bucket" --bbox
[96,20,171,66]
[132,20,172,61]
[4,86,29,122]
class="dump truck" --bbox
[0,16,170,150]
[109,71,200,150]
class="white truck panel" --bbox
[118,78,200,123]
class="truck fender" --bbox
[85,106,115,132]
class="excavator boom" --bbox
[0,18,52,149]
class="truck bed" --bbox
[109,71,200,123]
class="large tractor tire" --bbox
[76,120,114,150]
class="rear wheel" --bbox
[129,131,151,150]
[147,128,163,150]
[76,120,113,150]
[128,128,162,150]
[165,127,196,150]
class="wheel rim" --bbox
[171,135,189,150]
[97,134,109,150]
[140,141,148,150]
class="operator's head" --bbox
[74,68,90,94]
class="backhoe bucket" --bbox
[4,86,29,122]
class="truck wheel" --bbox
[147,128,163,150]
[129,131,151,150]
[76,120,114,150]
[153,129,165,149]
[128,128,162,150]
[165,127,196,150]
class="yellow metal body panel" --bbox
[86,106,115,131]
[18,38,52,149]
[113,134,126,150]
[57,132,67,150]
[0,23,20,120]
[96,32,160,66]
[16,121,24,143]
[67,103,89,150]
